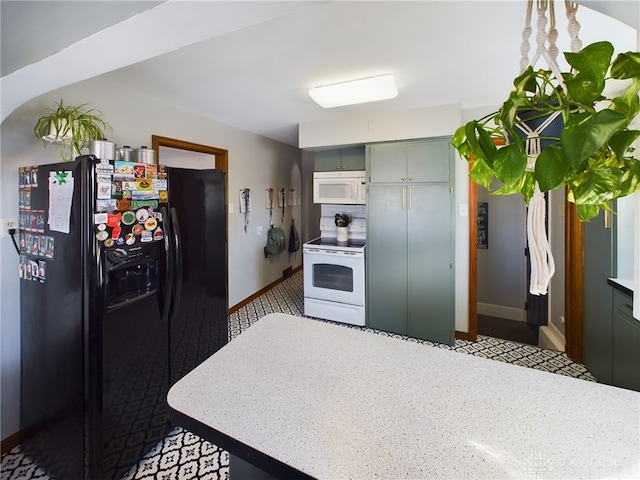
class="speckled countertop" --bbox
[168,313,640,479]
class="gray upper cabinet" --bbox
[366,138,455,345]
[314,147,365,171]
[369,139,451,184]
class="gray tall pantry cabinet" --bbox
[366,138,455,345]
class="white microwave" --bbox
[313,171,367,204]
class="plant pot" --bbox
[516,108,563,148]
[514,108,564,172]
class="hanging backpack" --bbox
[264,225,286,258]
[288,219,300,258]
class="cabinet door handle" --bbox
[408,187,412,210]
[625,303,633,310]
[408,176,413,181]
[401,177,406,181]
[402,187,406,210]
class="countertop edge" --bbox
[607,277,634,297]
[167,404,316,480]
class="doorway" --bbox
[475,182,540,346]
[468,174,583,360]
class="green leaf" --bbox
[452,125,467,150]
[610,51,640,79]
[535,145,570,191]
[492,171,535,203]
[521,171,536,203]
[477,126,497,166]
[564,41,613,79]
[562,110,628,169]
[576,204,601,221]
[465,122,484,160]
[493,144,526,186]
[619,158,640,194]
[569,167,622,205]
[611,78,640,123]
[564,42,613,104]
[469,158,494,190]
[565,72,604,105]
[610,130,640,162]
[492,182,521,195]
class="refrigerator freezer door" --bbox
[20,159,88,479]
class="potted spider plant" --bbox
[452,41,640,221]
[34,100,112,162]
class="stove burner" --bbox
[305,237,365,249]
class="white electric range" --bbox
[303,215,366,326]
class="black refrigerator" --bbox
[18,156,227,479]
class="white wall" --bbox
[0,75,304,440]
[548,188,566,338]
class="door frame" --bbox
[467,178,583,362]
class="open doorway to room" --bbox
[469,174,583,358]
[475,182,542,346]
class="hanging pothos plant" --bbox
[452,41,640,221]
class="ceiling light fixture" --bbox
[309,74,398,108]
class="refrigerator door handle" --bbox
[160,206,174,324]
[169,206,183,321]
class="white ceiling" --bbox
[1,0,637,147]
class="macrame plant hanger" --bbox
[517,0,581,295]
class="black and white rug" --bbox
[1,270,595,480]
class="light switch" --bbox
[459,204,469,217]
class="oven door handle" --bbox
[304,248,363,258]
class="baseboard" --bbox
[455,330,476,342]
[1,430,22,455]
[539,324,565,352]
[229,266,302,314]
[477,302,525,322]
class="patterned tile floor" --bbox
[1,270,595,479]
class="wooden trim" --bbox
[565,197,583,362]
[151,135,229,195]
[1,430,23,455]
[456,330,475,341]
[229,266,303,314]
[151,135,228,169]
[467,169,478,341]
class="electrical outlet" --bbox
[1,218,17,238]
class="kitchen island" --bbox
[168,313,640,479]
